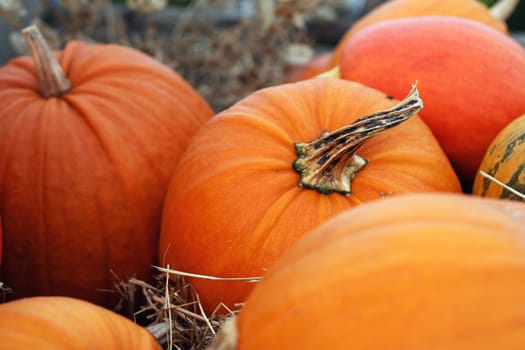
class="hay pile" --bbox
[115,267,251,350]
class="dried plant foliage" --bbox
[2,0,318,112]
[115,269,240,350]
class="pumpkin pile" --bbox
[0,0,525,349]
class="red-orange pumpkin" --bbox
[330,0,508,67]
[473,114,525,200]
[0,26,213,307]
[0,217,2,268]
[223,193,525,349]
[0,296,162,349]
[339,16,525,190]
[159,78,461,313]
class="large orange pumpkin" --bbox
[473,114,525,200]
[339,16,525,190]
[0,26,213,307]
[330,0,508,67]
[159,78,461,313]
[0,296,162,349]
[222,193,525,350]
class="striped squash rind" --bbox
[474,114,525,200]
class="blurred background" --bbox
[1,0,524,112]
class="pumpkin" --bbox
[0,218,2,268]
[473,114,525,200]
[0,296,162,349]
[0,26,213,307]
[217,193,525,350]
[329,0,509,67]
[338,16,525,190]
[158,78,461,313]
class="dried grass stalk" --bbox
[479,170,525,200]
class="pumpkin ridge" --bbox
[220,111,295,151]
[59,97,120,166]
[238,85,323,142]
[244,187,303,264]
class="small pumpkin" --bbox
[0,296,162,349]
[159,78,461,313]
[329,0,509,67]
[339,16,525,189]
[0,26,213,307]
[218,193,525,350]
[473,114,525,200]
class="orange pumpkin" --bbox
[159,78,461,313]
[0,26,213,307]
[339,16,525,190]
[473,114,525,200]
[330,0,508,67]
[225,193,525,350]
[0,296,162,349]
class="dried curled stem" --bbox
[293,84,423,195]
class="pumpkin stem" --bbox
[293,84,423,195]
[22,25,72,98]
[490,0,520,21]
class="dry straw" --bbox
[115,266,261,350]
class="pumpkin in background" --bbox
[222,193,525,350]
[0,296,162,349]
[0,26,213,308]
[339,16,525,190]
[159,78,461,313]
[0,218,2,268]
[329,0,509,67]
[473,114,525,200]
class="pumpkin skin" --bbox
[339,16,525,190]
[234,193,525,350]
[0,38,213,307]
[330,0,508,67]
[0,296,162,349]
[473,114,525,200]
[159,78,461,313]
